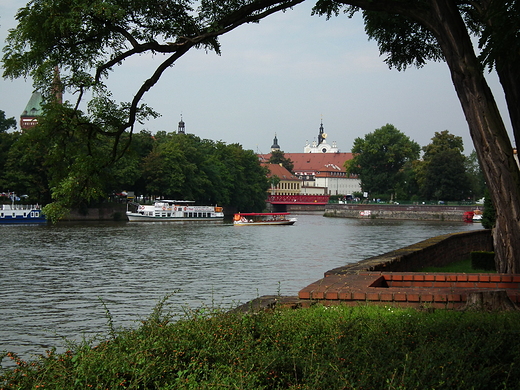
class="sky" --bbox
[0,1,514,155]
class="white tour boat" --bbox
[0,204,46,224]
[126,200,224,222]
[233,212,297,226]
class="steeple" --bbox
[303,118,339,153]
[271,133,280,152]
[317,119,327,146]
[178,114,185,134]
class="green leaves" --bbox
[348,123,420,198]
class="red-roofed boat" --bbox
[233,212,297,226]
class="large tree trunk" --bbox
[422,0,520,273]
[464,290,518,311]
[495,57,520,153]
[330,0,520,271]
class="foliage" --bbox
[482,190,497,230]
[3,303,520,389]
[346,123,420,199]
[268,150,294,172]
[465,150,486,200]
[416,130,470,201]
[0,110,17,133]
[0,111,19,191]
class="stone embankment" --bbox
[324,203,477,221]
[240,229,520,312]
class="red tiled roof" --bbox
[259,153,353,173]
[262,163,300,181]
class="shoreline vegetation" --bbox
[2,295,520,389]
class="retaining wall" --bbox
[324,204,476,221]
[325,229,493,275]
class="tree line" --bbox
[344,124,486,203]
[0,109,269,220]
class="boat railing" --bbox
[0,204,40,211]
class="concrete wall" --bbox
[64,203,128,221]
[324,204,476,221]
[325,229,493,276]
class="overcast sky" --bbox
[0,1,514,155]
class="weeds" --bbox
[2,300,520,389]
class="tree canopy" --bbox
[346,124,420,199]
[268,150,294,172]
[416,130,470,201]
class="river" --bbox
[0,213,482,364]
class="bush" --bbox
[3,301,520,389]
[471,251,496,271]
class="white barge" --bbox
[126,200,224,222]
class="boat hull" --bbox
[0,207,46,224]
[127,213,223,222]
[234,220,296,226]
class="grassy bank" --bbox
[2,298,520,389]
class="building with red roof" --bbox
[263,163,302,196]
[259,121,361,196]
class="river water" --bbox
[0,213,482,363]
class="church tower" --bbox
[271,133,280,152]
[178,115,185,134]
[304,119,339,153]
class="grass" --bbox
[419,257,496,273]
[2,297,520,389]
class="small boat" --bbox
[233,212,297,226]
[0,204,46,224]
[126,200,224,222]
[463,209,483,223]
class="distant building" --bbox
[20,92,43,130]
[20,68,62,131]
[259,120,361,196]
[263,163,301,196]
[304,120,339,153]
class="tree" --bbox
[313,0,520,273]
[465,150,486,201]
[346,124,420,200]
[0,110,16,133]
[0,110,18,190]
[417,130,470,201]
[268,150,294,172]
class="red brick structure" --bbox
[295,229,519,309]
